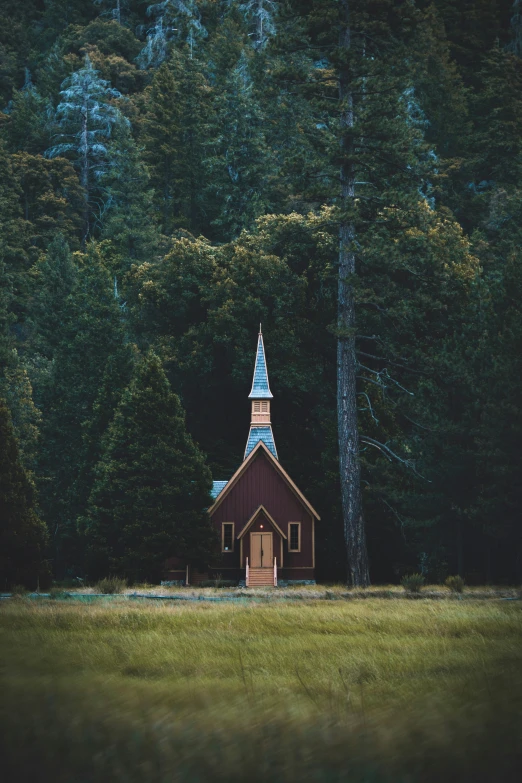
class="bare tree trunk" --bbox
[338,0,370,587]
[256,0,263,49]
[81,108,89,247]
[116,0,121,25]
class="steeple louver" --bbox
[244,327,278,461]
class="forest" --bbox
[1,0,522,588]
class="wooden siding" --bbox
[211,451,314,570]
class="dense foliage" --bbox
[0,399,48,589]
[0,0,520,585]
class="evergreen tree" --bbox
[137,0,207,67]
[12,153,84,252]
[0,140,29,354]
[30,234,78,360]
[0,398,48,589]
[37,242,127,576]
[231,0,279,50]
[206,50,273,239]
[73,342,136,523]
[509,0,522,56]
[93,0,130,25]
[1,355,42,472]
[472,47,522,187]
[142,55,212,234]
[82,351,215,582]
[464,188,522,581]
[45,54,125,244]
[3,74,53,155]
[100,125,158,270]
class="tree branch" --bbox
[360,436,430,481]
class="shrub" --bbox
[10,584,29,596]
[48,587,70,600]
[445,575,465,593]
[401,573,425,593]
[96,577,127,594]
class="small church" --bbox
[165,329,320,587]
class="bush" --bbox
[401,573,425,593]
[10,585,29,596]
[48,587,70,600]
[445,575,465,593]
[96,577,127,594]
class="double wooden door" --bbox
[250,532,273,568]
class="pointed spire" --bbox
[248,327,273,399]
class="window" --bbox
[222,523,234,552]
[261,401,268,412]
[289,523,301,552]
[254,401,261,412]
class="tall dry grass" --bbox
[1,598,521,782]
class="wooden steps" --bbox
[248,567,275,587]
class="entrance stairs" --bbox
[246,558,277,587]
[248,568,274,586]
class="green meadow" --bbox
[1,597,521,783]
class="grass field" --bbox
[1,596,521,783]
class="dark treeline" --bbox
[1,0,521,587]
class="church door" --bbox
[250,532,273,568]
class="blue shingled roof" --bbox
[244,426,278,460]
[211,480,228,499]
[248,332,273,399]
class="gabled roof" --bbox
[208,440,320,521]
[248,330,273,399]
[244,426,278,460]
[237,505,287,540]
[211,480,228,500]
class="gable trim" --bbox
[208,441,320,521]
[237,505,288,540]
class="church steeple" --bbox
[244,327,278,460]
[249,325,273,400]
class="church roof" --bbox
[248,330,273,399]
[244,426,278,460]
[208,441,320,521]
[211,480,228,500]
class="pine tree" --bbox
[0,398,48,589]
[45,54,125,244]
[231,0,278,50]
[141,62,181,233]
[93,0,129,25]
[82,351,215,582]
[3,73,52,155]
[12,153,84,252]
[37,242,127,576]
[137,0,207,67]
[283,0,442,585]
[30,234,78,359]
[465,188,522,581]
[142,54,212,234]
[1,355,42,472]
[509,0,522,56]
[0,140,29,357]
[206,49,273,240]
[472,47,522,188]
[100,124,158,270]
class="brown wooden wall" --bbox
[211,451,315,571]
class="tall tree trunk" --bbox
[256,0,264,49]
[81,108,89,248]
[337,0,370,586]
